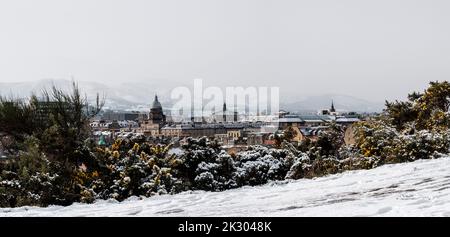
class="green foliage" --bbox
[274,126,298,147]
[340,156,380,171]
[178,137,222,185]
[384,100,417,130]
[385,130,450,163]
[0,137,62,207]
[296,123,345,160]
[0,82,103,207]
[312,123,345,159]
[285,155,379,180]
[0,97,35,140]
[90,139,184,201]
[354,81,450,164]
[353,120,398,158]
[384,81,450,131]
[303,158,341,178]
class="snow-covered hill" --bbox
[1,157,450,217]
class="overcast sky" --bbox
[1,0,450,102]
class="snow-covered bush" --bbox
[193,150,237,191]
[340,156,380,171]
[385,130,450,163]
[299,158,341,179]
[231,146,295,186]
[91,140,184,201]
[177,140,298,191]
[353,120,399,159]
[285,153,311,179]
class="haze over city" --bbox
[1,0,450,103]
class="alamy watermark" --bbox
[170,79,280,125]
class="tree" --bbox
[307,123,345,159]
[384,81,450,131]
[352,120,398,159]
[407,91,423,102]
[36,82,104,167]
[384,100,417,130]
[0,97,35,154]
[415,81,450,130]
[0,81,104,206]
[274,126,298,147]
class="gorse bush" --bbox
[91,140,185,201]
[352,81,450,164]
[384,81,450,131]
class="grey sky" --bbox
[1,0,450,102]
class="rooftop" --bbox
[152,95,162,109]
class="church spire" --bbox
[330,100,336,113]
[223,102,227,122]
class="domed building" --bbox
[148,95,166,124]
[139,95,167,137]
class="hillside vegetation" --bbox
[2,81,450,207]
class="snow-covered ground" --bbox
[2,157,450,217]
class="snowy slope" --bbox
[1,157,450,217]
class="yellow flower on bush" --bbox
[112,139,122,151]
[132,143,140,152]
[112,150,120,159]
[92,171,99,178]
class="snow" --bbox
[2,157,450,217]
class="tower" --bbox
[149,95,166,125]
[223,102,227,122]
[233,104,238,122]
[330,100,336,113]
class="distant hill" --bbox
[0,79,384,113]
[0,79,171,111]
[281,94,384,113]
